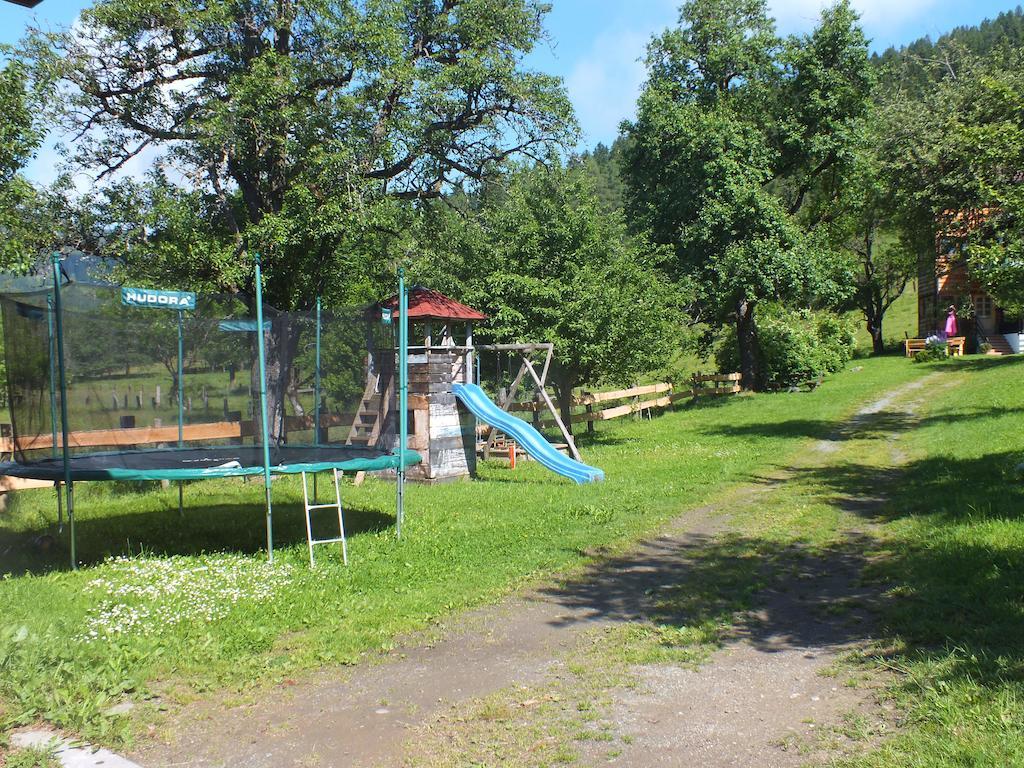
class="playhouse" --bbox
[372,287,484,483]
[369,287,603,485]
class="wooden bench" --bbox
[905,337,965,357]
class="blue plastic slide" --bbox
[453,383,604,484]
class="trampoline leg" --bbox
[67,481,75,571]
[55,481,63,534]
[301,471,314,567]
[264,483,274,564]
[178,482,184,518]
[333,468,347,566]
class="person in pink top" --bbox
[945,305,958,337]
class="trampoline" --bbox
[0,253,417,567]
[0,445,421,482]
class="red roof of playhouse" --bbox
[380,287,487,322]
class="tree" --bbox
[877,50,1024,315]
[0,57,50,272]
[828,118,915,354]
[415,164,681,432]
[30,0,573,303]
[29,0,575,438]
[872,6,1024,100]
[622,0,868,388]
[947,60,1024,313]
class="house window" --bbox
[977,295,993,319]
[937,238,959,258]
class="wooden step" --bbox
[985,334,1015,355]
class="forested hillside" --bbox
[873,6,1024,94]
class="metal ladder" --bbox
[301,468,347,567]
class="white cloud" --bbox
[562,0,943,148]
[565,29,650,147]
[768,0,939,37]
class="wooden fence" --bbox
[0,411,355,455]
[508,372,741,429]
[0,374,742,454]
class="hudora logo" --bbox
[122,288,196,310]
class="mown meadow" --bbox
[0,356,923,748]
[3,353,1024,768]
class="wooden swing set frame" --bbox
[476,343,581,462]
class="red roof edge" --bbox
[379,286,487,322]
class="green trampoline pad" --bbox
[0,445,422,481]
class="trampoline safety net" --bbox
[0,280,417,481]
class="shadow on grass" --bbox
[701,405,1024,443]
[532,436,1024,730]
[787,450,1024,526]
[535,528,880,654]
[0,498,394,576]
[926,355,1024,374]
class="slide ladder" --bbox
[453,383,604,484]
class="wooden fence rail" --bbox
[0,412,355,454]
[1,373,743,454]
[509,373,742,429]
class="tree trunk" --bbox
[736,298,759,390]
[554,369,576,437]
[287,363,305,419]
[252,314,302,446]
[865,289,886,355]
[869,318,885,355]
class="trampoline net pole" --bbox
[313,297,321,503]
[254,254,275,562]
[51,252,75,570]
[177,310,185,518]
[314,297,322,446]
[46,294,63,532]
[397,268,407,537]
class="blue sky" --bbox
[2,0,1021,182]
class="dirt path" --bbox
[134,377,935,768]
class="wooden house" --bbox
[918,209,1023,354]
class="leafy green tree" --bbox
[0,60,37,188]
[622,0,869,388]
[827,118,916,354]
[948,62,1024,313]
[0,58,50,271]
[416,164,681,432]
[877,50,1024,315]
[30,0,574,304]
[716,303,855,387]
[29,0,575,438]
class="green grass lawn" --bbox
[4,352,1023,767]
[710,354,1024,766]
[393,354,1024,768]
[0,356,924,748]
[846,355,1024,766]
